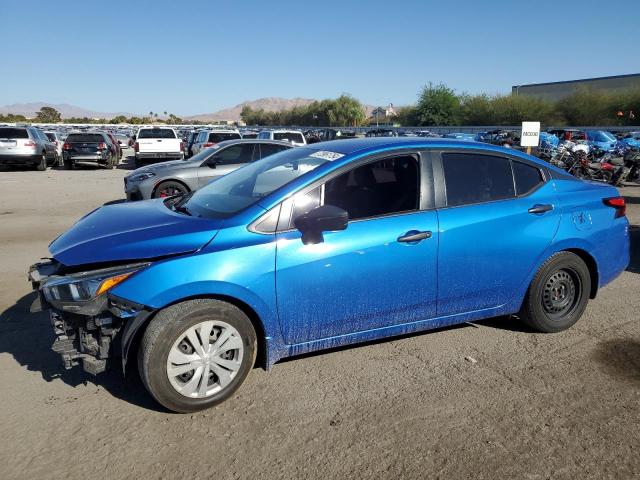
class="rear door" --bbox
[196,143,256,187]
[434,150,561,316]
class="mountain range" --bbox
[0,97,379,121]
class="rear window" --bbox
[0,128,29,139]
[45,133,56,141]
[66,133,105,143]
[208,132,241,143]
[274,132,304,143]
[137,128,176,139]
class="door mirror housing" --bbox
[293,205,348,245]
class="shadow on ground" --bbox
[0,292,166,412]
[593,339,640,384]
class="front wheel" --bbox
[138,299,257,413]
[153,180,188,198]
[519,252,590,333]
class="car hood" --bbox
[50,199,222,266]
[129,159,199,176]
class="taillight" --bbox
[63,142,72,150]
[180,141,184,152]
[134,142,139,152]
[603,196,626,218]
[97,142,107,150]
[23,140,36,148]
[202,142,215,148]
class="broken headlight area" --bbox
[29,261,151,375]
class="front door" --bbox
[197,143,256,188]
[275,153,439,345]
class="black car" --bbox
[62,132,119,169]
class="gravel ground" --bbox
[0,154,638,480]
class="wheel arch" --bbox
[152,178,191,198]
[122,294,269,376]
[563,248,599,299]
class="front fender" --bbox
[110,232,285,367]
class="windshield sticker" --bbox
[309,150,344,161]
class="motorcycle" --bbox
[610,147,640,186]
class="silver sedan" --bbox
[124,139,293,200]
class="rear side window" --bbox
[443,153,515,207]
[0,128,29,139]
[260,143,289,158]
[137,128,176,139]
[208,132,241,143]
[66,134,105,143]
[513,161,544,196]
[45,133,56,141]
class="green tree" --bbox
[35,106,62,123]
[110,115,128,124]
[416,83,460,126]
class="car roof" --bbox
[301,137,543,161]
[215,139,292,148]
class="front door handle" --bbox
[528,204,554,214]
[398,230,432,243]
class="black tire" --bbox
[35,152,47,171]
[519,252,591,333]
[153,180,189,198]
[137,299,257,413]
[134,156,144,169]
[63,158,73,170]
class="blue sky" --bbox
[1,0,638,115]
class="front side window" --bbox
[443,153,515,207]
[215,144,255,165]
[289,155,420,225]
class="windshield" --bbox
[185,147,333,218]
[274,132,304,143]
[208,132,241,143]
[138,128,176,139]
[186,146,218,162]
[589,131,616,143]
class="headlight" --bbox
[42,263,148,313]
[127,171,155,183]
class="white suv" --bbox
[257,130,306,146]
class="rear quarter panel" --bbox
[541,178,629,290]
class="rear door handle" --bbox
[528,204,554,214]
[398,230,432,243]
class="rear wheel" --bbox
[35,152,47,171]
[519,252,590,333]
[138,299,257,413]
[153,180,188,198]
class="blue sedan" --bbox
[29,138,630,412]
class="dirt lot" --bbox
[0,154,638,480]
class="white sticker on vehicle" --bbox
[309,150,344,161]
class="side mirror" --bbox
[293,205,348,245]
[206,158,220,168]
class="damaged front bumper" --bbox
[29,260,154,375]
